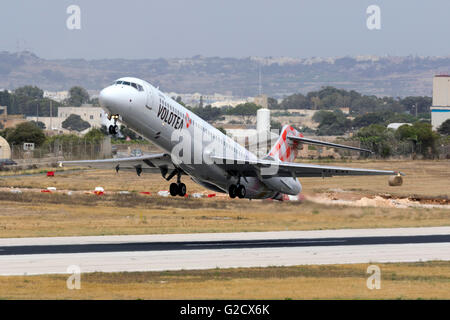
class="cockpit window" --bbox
[114,80,144,91]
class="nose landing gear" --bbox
[108,114,120,135]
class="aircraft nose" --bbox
[99,86,117,112]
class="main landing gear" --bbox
[170,182,186,197]
[108,114,120,135]
[228,176,246,199]
[166,169,186,197]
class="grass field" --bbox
[1,262,449,299]
[0,160,448,300]
[1,160,449,198]
[0,160,448,238]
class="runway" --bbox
[0,227,449,275]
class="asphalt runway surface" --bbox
[0,227,449,275]
[1,234,449,256]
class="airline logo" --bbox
[157,104,184,129]
[186,113,192,128]
[269,125,304,162]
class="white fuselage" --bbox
[99,77,301,199]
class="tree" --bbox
[438,119,450,135]
[31,121,46,130]
[14,86,43,99]
[5,121,46,147]
[352,112,385,128]
[396,122,440,157]
[279,93,309,109]
[84,128,106,142]
[313,110,351,135]
[227,102,260,123]
[68,86,90,106]
[189,104,223,122]
[62,114,91,132]
[267,97,279,109]
[355,124,394,158]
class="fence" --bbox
[9,138,112,166]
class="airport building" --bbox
[431,75,450,130]
[26,105,106,133]
[0,106,27,129]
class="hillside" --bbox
[0,51,448,97]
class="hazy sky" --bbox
[1,0,449,59]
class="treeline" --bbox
[272,86,431,116]
[354,122,444,159]
[310,109,430,136]
[177,86,432,124]
[0,122,107,148]
[0,85,97,117]
[187,102,261,122]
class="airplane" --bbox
[60,77,404,200]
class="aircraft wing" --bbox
[59,153,175,174]
[210,156,404,178]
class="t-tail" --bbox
[266,125,373,163]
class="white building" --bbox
[58,105,105,128]
[27,105,107,133]
[387,123,412,130]
[431,75,450,130]
[43,91,69,103]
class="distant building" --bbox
[387,123,412,130]
[26,104,106,133]
[0,106,27,129]
[58,105,105,128]
[43,91,69,103]
[431,75,450,130]
[254,94,268,109]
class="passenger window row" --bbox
[114,80,144,91]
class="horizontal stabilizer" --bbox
[287,136,373,154]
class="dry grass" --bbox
[299,159,450,198]
[0,160,448,197]
[0,192,448,237]
[1,262,449,299]
[0,160,448,238]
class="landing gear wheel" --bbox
[108,125,119,135]
[169,183,178,197]
[237,185,246,199]
[228,184,237,199]
[178,183,186,197]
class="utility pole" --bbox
[50,100,52,130]
[258,63,262,96]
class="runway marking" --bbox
[185,240,347,246]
